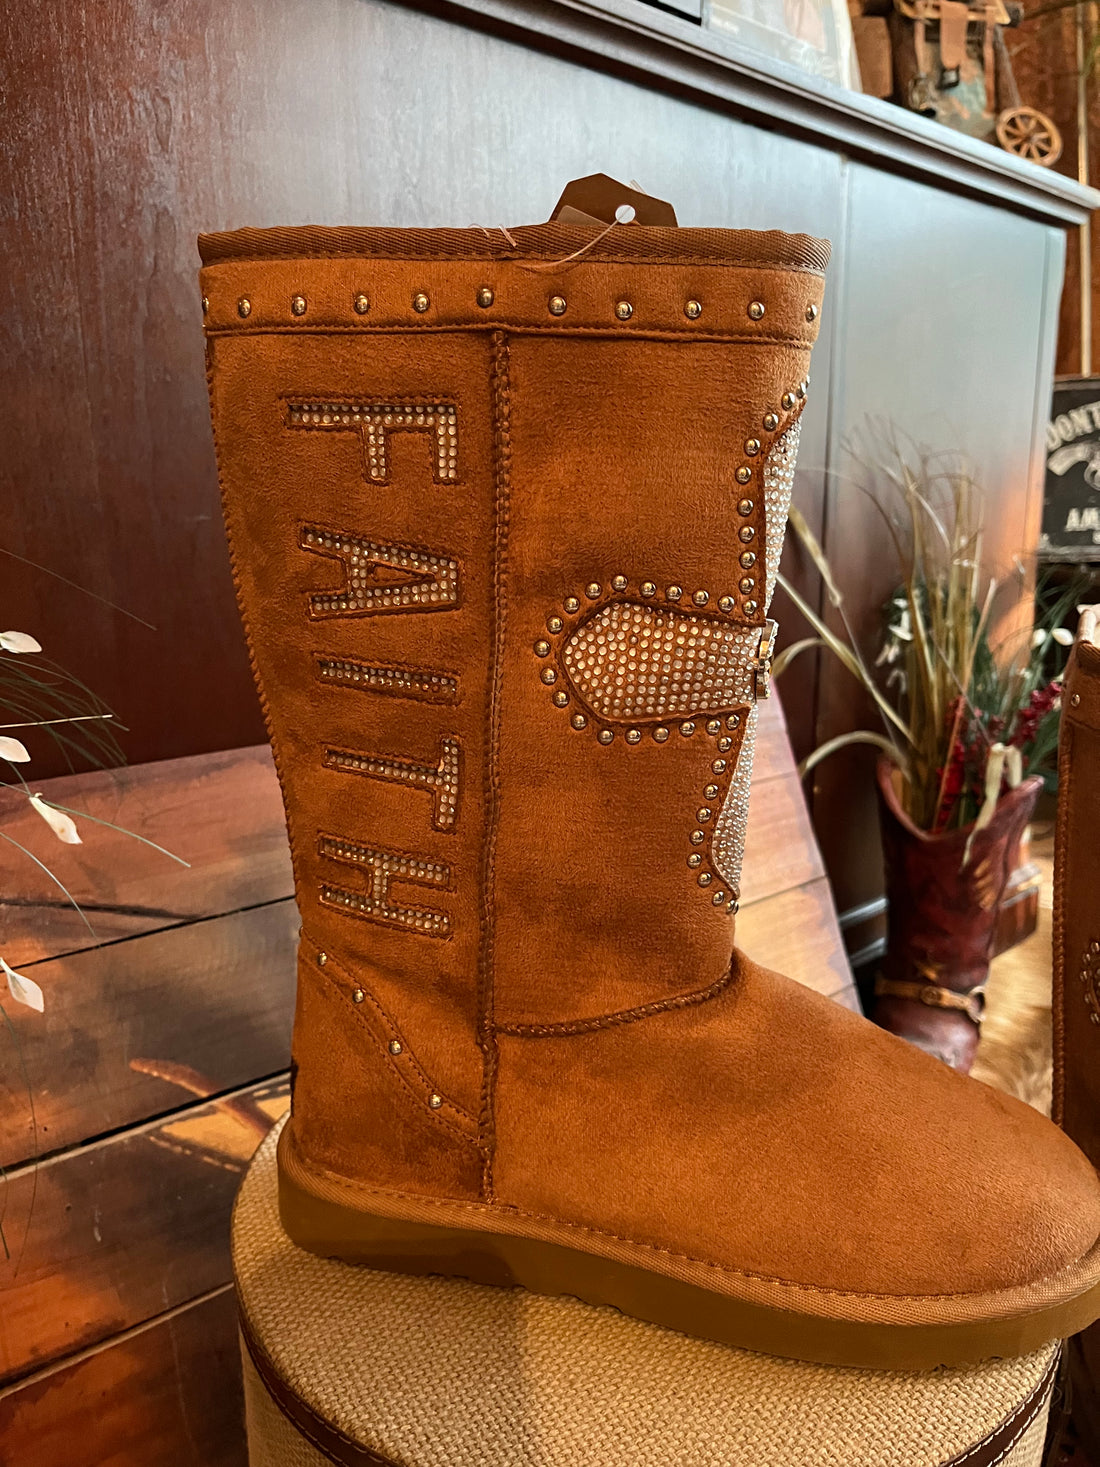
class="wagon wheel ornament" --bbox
[995,106,1063,167]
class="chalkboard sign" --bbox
[1042,377,1100,561]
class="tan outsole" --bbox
[277,1128,1100,1371]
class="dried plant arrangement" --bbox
[774,438,1078,1071]
[774,445,1074,833]
[0,567,186,1258]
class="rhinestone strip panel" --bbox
[1082,939,1100,1024]
[761,419,802,611]
[316,656,457,704]
[324,738,461,831]
[287,400,458,483]
[562,602,760,721]
[319,836,450,937]
[300,526,459,618]
[709,703,758,897]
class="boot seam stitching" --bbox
[494,965,734,1036]
[298,944,480,1145]
[287,1138,1100,1303]
[477,330,512,1199]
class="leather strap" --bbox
[875,974,986,1023]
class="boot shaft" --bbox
[201,222,827,1121]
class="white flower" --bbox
[29,794,82,844]
[2,956,44,1013]
[1052,627,1074,646]
[0,736,30,762]
[0,631,42,655]
[1031,628,1046,648]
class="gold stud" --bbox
[291,294,307,316]
[685,299,703,320]
[748,301,765,320]
[237,297,251,318]
[201,295,209,316]
[534,640,551,656]
[713,891,727,906]
[680,721,695,737]
[718,736,733,752]
[564,596,581,614]
[718,595,734,613]
[611,574,628,592]
[745,438,760,456]
[738,498,754,516]
[736,467,752,485]
[740,550,757,568]
[728,898,740,914]
[782,391,796,410]
[763,412,779,432]
[727,713,741,729]
[553,690,569,707]
[541,668,557,685]
[653,727,669,743]
[667,585,682,601]
[389,1038,403,1054]
[572,713,588,730]
[352,987,365,1004]
[641,581,656,597]
[598,729,614,745]
[739,526,755,543]
[806,303,819,321]
[429,1093,443,1109]
[693,590,709,606]
[615,300,633,321]
[690,829,705,845]
[549,295,567,316]
[712,759,727,774]
[797,384,806,400]
[699,872,713,886]
[688,853,702,868]
[626,729,642,744]
[586,582,601,599]
[1072,692,1082,707]
[744,599,758,615]
[740,577,755,594]
[413,292,430,313]
[353,293,371,314]
[704,783,719,799]
[477,286,495,308]
[547,615,564,633]
[318,952,328,966]
[698,807,712,822]
[706,719,722,734]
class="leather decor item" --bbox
[200,217,1100,1371]
[873,759,1042,1072]
[1053,610,1100,1459]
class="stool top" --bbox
[234,1121,1057,1467]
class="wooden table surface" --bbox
[0,696,853,1465]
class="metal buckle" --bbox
[749,620,778,701]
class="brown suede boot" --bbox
[1054,608,1100,1453]
[200,217,1100,1371]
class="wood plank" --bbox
[737,877,854,1004]
[0,903,297,1170]
[741,769,826,905]
[0,1287,246,1467]
[0,1079,287,1386]
[1,746,291,967]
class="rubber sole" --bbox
[277,1127,1100,1371]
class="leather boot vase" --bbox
[200,217,1100,1371]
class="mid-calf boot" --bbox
[200,217,1100,1371]
[1054,609,1100,1454]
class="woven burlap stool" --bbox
[235,1120,1059,1467]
